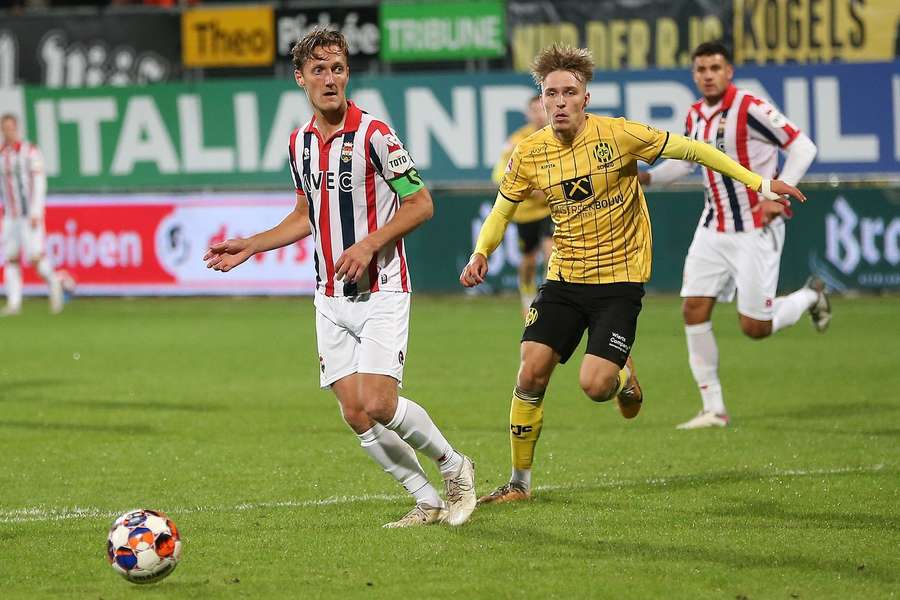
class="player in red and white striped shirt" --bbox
[204,29,475,527]
[639,42,831,429]
[1,114,65,315]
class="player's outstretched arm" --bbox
[459,194,519,288]
[661,134,806,204]
[204,192,311,272]
[335,183,433,284]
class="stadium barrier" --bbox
[3,185,897,295]
[2,61,897,192]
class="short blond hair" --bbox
[530,44,594,87]
[291,27,349,72]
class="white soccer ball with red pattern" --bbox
[106,509,182,584]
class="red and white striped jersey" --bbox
[288,101,413,297]
[0,140,46,219]
[684,84,801,232]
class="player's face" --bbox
[542,70,590,139]
[526,98,547,129]
[1,118,19,144]
[692,54,733,103]
[295,46,349,115]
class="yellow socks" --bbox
[510,387,544,471]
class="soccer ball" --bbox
[106,509,182,584]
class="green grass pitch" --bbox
[1,295,897,598]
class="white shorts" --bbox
[680,220,785,321]
[2,216,45,261]
[314,291,410,389]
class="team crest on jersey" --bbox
[340,141,354,163]
[562,176,595,201]
[525,307,538,327]
[593,142,615,165]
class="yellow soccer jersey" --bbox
[492,124,551,224]
[499,114,669,284]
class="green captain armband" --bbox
[387,168,425,198]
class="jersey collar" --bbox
[0,141,22,152]
[696,84,738,120]
[304,100,364,144]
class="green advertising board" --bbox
[408,186,900,294]
[380,1,506,61]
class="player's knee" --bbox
[580,372,618,402]
[740,318,772,339]
[517,363,551,391]
[682,298,708,323]
[362,394,396,424]
[339,405,372,434]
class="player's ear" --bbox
[583,90,590,110]
[294,69,305,88]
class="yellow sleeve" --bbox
[473,193,520,257]
[497,143,534,202]
[621,120,670,164]
[662,135,763,191]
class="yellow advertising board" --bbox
[182,6,275,68]
[733,0,900,64]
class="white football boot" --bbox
[805,276,832,333]
[676,411,730,430]
[382,503,446,529]
[0,305,21,317]
[442,454,476,526]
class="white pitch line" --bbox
[0,464,886,525]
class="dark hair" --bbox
[531,44,594,87]
[691,41,732,64]
[291,27,350,72]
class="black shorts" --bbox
[522,280,644,366]
[516,217,553,254]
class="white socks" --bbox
[386,396,463,477]
[511,468,532,490]
[4,263,22,310]
[357,423,442,507]
[36,257,57,284]
[685,322,726,415]
[772,288,817,333]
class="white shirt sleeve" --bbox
[645,158,697,186]
[28,145,47,218]
[778,133,817,186]
[370,123,416,180]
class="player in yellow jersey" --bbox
[460,44,805,504]
[491,95,553,314]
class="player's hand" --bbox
[459,253,488,287]
[204,238,253,272]
[763,179,806,203]
[29,216,41,228]
[335,239,376,284]
[752,199,788,226]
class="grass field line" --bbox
[0,463,885,525]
